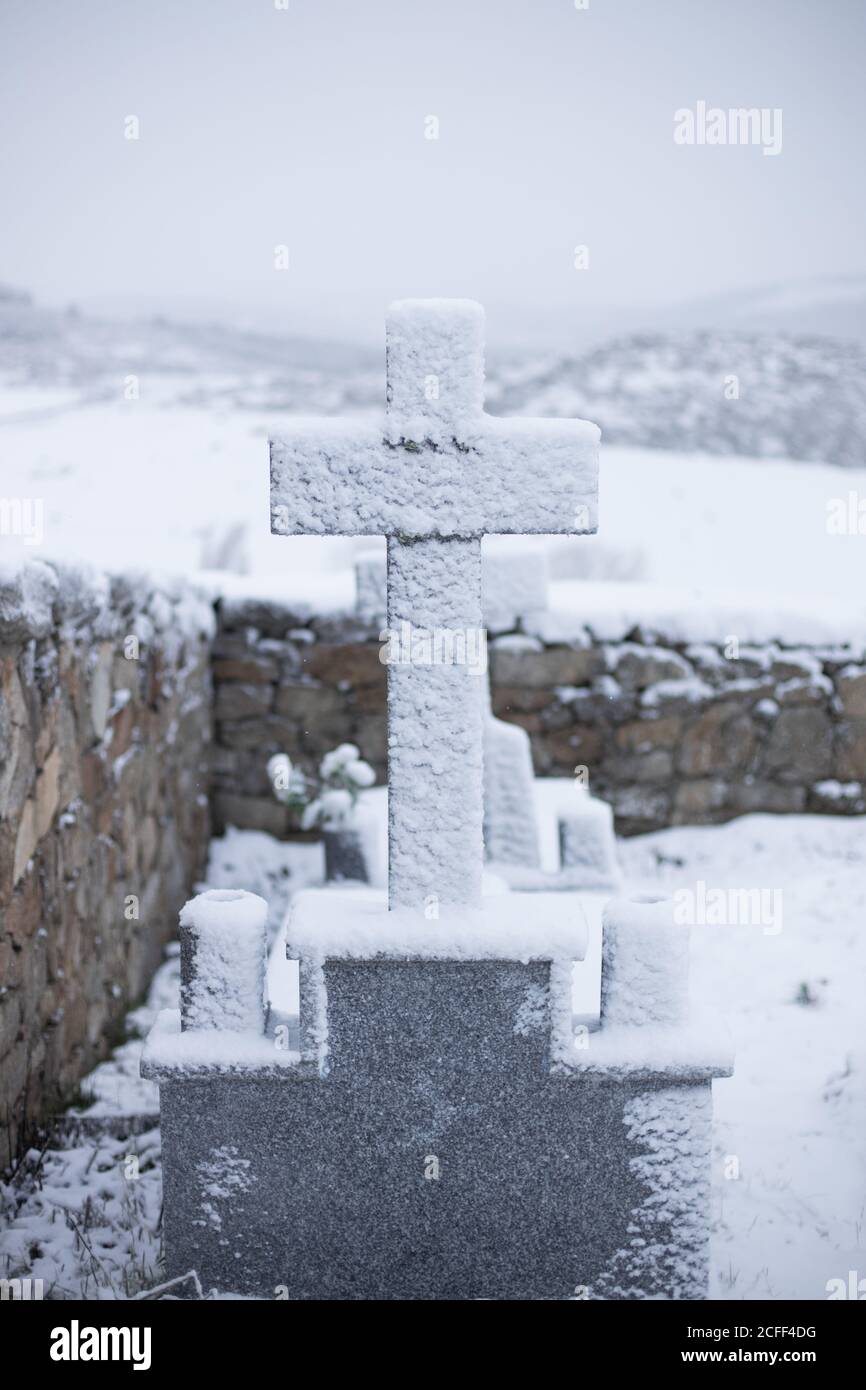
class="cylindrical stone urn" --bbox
[179,888,268,1033]
[323,826,369,884]
[600,893,690,1027]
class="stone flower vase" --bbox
[322,824,369,884]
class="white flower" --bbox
[320,743,360,780]
[301,798,322,830]
[344,758,375,788]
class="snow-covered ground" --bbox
[620,814,866,1302]
[1,810,862,1300]
[2,394,866,627]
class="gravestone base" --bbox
[144,898,731,1300]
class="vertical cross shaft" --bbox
[269,298,600,916]
[386,536,484,912]
[384,301,487,912]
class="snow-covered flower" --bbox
[319,743,361,780]
[267,741,376,828]
[344,758,375,788]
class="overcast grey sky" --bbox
[2,0,864,346]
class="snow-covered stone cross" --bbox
[147,319,725,1300]
[270,300,599,911]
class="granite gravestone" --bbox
[144,302,731,1300]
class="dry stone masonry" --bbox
[210,600,866,838]
[145,301,732,1300]
[0,561,213,1168]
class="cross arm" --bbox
[477,415,599,535]
[270,414,599,539]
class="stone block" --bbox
[211,633,281,682]
[274,682,344,724]
[89,642,114,740]
[352,713,388,769]
[775,675,833,707]
[836,667,866,719]
[35,746,61,840]
[212,793,289,837]
[492,685,552,715]
[541,724,605,770]
[13,800,37,886]
[217,715,297,751]
[351,681,386,715]
[0,992,22,1061]
[609,644,693,691]
[677,705,757,776]
[303,643,386,688]
[0,561,57,643]
[0,662,35,823]
[214,682,273,722]
[834,721,866,781]
[673,779,729,820]
[613,750,674,784]
[490,645,600,690]
[728,780,806,815]
[615,716,683,752]
[764,707,834,782]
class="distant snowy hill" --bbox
[488,332,866,470]
[0,290,380,419]
[2,283,866,468]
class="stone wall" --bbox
[210,593,866,839]
[5,571,862,1165]
[0,563,213,1168]
[491,635,866,834]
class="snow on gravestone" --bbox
[354,542,550,633]
[355,544,547,872]
[270,299,599,911]
[144,302,731,1300]
[481,676,542,869]
[353,543,618,884]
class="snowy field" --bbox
[2,394,866,629]
[1,809,862,1301]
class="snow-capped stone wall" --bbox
[0,562,213,1168]
[210,592,866,838]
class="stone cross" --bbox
[271,300,599,912]
[145,303,728,1303]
